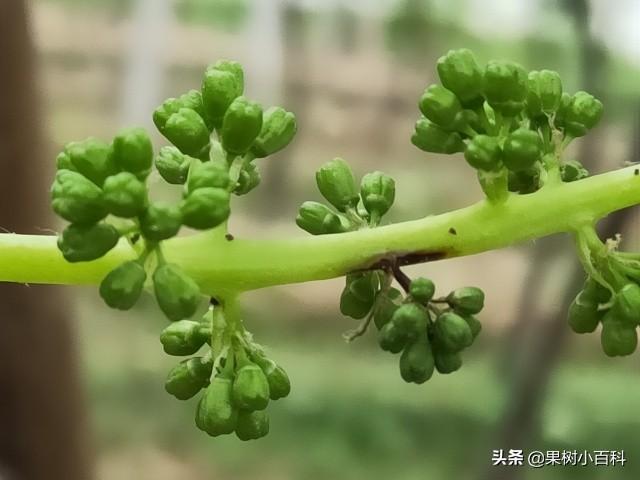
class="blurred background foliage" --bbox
[13,0,640,478]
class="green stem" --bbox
[3,166,640,295]
[227,155,246,192]
[477,168,509,203]
[573,225,614,294]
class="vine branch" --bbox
[1,165,640,295]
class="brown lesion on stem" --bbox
[351,249,451,292]
[359,249,450,272]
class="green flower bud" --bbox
[378,321,408,353]
[360,171,395,220]
[234,162,261,196]
[581,277,611,304]
[436,49,483,106]
[153,263,201,321]
[296,201,348,235]
[411,117,465,154]
[213,60,244,90]
[340,288,374,320]
[198,376,238,435]
[201,63,244,124]
[526,70,563,116]
[463,314,482,340]
[419,84,463,129]
[139,203,182,241]
[187,160,230,193]
[568,292,601,334]
[434,350,462,374]
[600,315,638,357]
[446,287,485,314]
[154,90,213,133]
[315,158,360,212]
[102,172,148,218]
[507,167,540,194]
[503,128,543,172]
[251,106,297,158]
[166,357,213,401]
[155,146,192,185]
[160,320,207,356]
[560,160,589,183]
[483,60,528,116]
[180,187,231,230]
[611,284,640,325]
[109,127,153,177]
[451,109,483,135]
[235,410,269,441]
[65,138,117,186]
[221,97,263,155]
[391,303,429,339]
[563,91,604,138]
[409,277,435,304]
[180,90,214,130]
[232,364,270,411]
[194,396,207,432]
[255,358,291,400]
[51,169,107,224]
[464,135,502,171]
[57,223,120,263]
[399,339,435,384]
[154,98,181,132]
[99,260,146,310]
[434,312,473,352]
[56,151,75,171]
[373,288,402,330]
[162,108,210,157]
[347,272,379,304]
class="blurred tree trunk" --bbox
[0,2,91,479]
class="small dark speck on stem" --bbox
[634,169,639,176]
[448,227,457,235]
[225,233,234,241]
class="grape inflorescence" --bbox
[48,49,631,441]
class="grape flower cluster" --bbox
[411,48,602,199]
[51,60,296,439]
[297,156,485,381]
[48,48,634,441]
